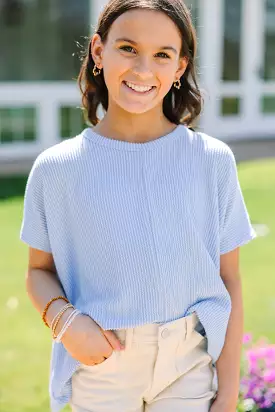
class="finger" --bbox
[94,356,106,365]
[102,330,124,351]
[85,356,106,366]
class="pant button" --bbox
[161,328,170,339]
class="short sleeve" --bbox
[218,147,257,255]
[20,156,52,253]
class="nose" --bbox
[131,57,154,81]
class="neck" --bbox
[93,101,177,144]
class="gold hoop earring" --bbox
[93,65,102,77]
[174,79,181,89]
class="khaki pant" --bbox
[70,313,217,412]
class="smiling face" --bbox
[91,9,188,116]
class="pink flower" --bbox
[263,369,275,383]
[266,346,275,359]
[243,333,253,344]
[241,336,275,409]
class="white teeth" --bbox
[125,81,153,93]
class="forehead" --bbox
[107,9,182,48]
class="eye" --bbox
[119,45,136,54]
[155,52,170,59]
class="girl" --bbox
[20,1,257,411]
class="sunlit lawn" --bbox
[0,159,275,411]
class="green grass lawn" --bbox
[0,159,275,412]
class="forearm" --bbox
[26,268,72,327]
[215,277,243,406]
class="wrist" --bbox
[215,392,239,409]
[217,384,239,400]
[45,299,66,325]
[53,306,75,336]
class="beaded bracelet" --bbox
[50,303,73,330]
[42,296,69,328]
[51,303,74,337]
[54,309,81,343]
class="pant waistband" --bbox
[114,312,199,348]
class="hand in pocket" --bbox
[58,312,124,366]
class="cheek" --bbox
[157,66,176,89]
[103,54,130,88]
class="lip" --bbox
[122,81,157,95]
[124,81,156,88]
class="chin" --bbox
[118,100,158,115]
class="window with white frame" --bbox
[0,107,36,144]
[0,0,90,81]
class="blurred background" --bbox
[0,1,274,411]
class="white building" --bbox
[0,0,274,166]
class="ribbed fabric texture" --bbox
[20,125,256,412]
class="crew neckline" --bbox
[82,124,186,151]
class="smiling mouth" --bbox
[123,81,156,94]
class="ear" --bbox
[90,34,104,68]
[175,56,189,80]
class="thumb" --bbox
[102,329,124,351]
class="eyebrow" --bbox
[115,38,178,54]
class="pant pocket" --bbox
[174,334,215,400]
[79,349,117,373]
[175,328,212,376]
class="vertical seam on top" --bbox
[141,153,166,320]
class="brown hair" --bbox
[78,0,202,127]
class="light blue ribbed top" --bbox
[20,125,256,412]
